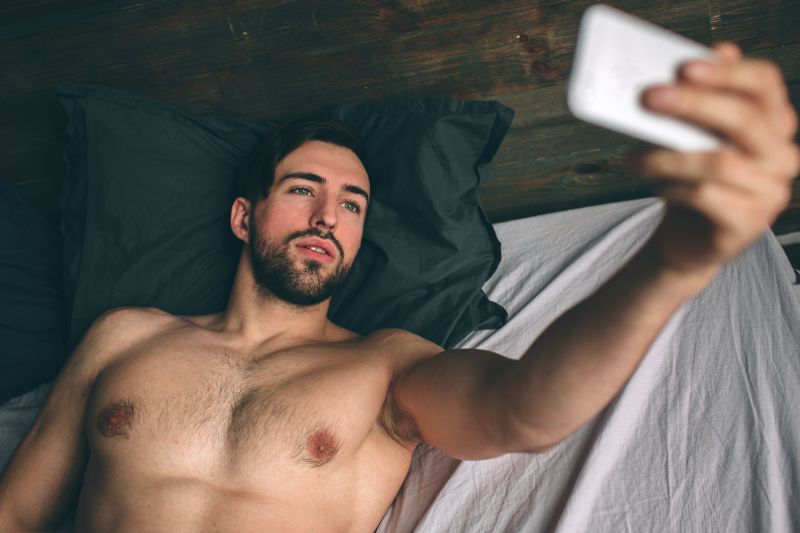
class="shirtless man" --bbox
[1,42,798,532]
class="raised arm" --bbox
[392,240,709,459]
[0,308,133,531]
[392,42,799,460]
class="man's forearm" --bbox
[493,237,719,451]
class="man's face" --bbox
[247,140,370,306]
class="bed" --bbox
[2,196,800,532]
[379,199,800,532]
[1,1,800,532]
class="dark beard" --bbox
[248,224,349,307]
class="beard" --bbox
[248,222,350,307]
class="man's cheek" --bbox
[345,237,362,263]
[262,212,293,239]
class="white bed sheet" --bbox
[2,198,799,532]
[378,198,800,533]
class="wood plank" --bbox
[485,54,800,225]
[5,0,758,116]
[2,0,799,232]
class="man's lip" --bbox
[295,238,336,259]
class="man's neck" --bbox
[210,255,335,349]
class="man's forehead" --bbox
[276,140,370,191]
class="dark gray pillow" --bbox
[0,178,67,403]
[58,83,510,350]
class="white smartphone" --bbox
[567,3,723,151]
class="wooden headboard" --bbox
[3,0,798,265]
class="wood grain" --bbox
[1,0,798,265]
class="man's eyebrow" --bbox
[278,172,325,186]
[278,172,370,205]
[344,184,370,205]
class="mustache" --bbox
[285,228,345,259]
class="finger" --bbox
[677,56,797,139]
[680,55,788,108]
[711,41,742,63]
[636,148,772,195]
[657,183,752,250]
[642,86,780,160]
[631,141,800,184]
[655,181,778,242]
[787,142,800,178]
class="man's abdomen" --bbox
[75,465,357,532]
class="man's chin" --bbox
[277,291,330,307]
[249,244,348,307]
[252,278,327,307]
[266,270,342,307]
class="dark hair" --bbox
[237,118,364,206]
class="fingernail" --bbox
[685,61,713,80]
[646,86,677,107]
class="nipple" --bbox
[305,429,341,466]
[97,400,135,438]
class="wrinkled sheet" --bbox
[378,198,800,533]
[2,198,799,532]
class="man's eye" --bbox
[343,202,361,214]
[290,187,312,195]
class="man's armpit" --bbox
[378,381,421,450]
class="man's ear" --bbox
[230,197,251,244]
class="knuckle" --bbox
[786,144,800,177]
[757,60,784,87]
[774,144,800,178]
[642,151,669,175]
[779,186,792,208]
[763,182,791,216]
[782,106,799,138]
[743,195,768,224]
[760,205,778,226]
[709,150,738,176]
[671,150,692,169]
[694,182,715,205]
[677,87,696,109]
[769,180,791,206]
[731,104,759,130]
[766,192,790,221]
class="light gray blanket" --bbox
[3,198,799,532]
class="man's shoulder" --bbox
[99,305,171,319]
[93,305,178,336]
[364,328,444,372]
[58,306,177,388]
[77,306,178,363]
[364,328,440,349]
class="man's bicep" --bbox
[0,307,129,531]
[392,348,519,461]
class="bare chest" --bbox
[86,341,395,478]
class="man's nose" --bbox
[310,195,337,231]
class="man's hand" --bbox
[632,41,800,282]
